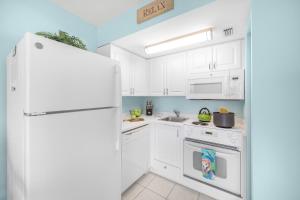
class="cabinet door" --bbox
[149,57,165,96]
[132,54,149,96]
[154,124,180,167]
[111,47,132,96]
[165,53,186,96]
[213,41,241,71]
[228,69,244,99]
[187,47,213,75]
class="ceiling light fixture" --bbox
[144,28,213,55]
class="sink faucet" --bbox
[174,110,180,118]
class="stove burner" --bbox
[192,121,209,126]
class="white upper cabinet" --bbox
[98,40,244,99]
[187,47,213,74]
[187,40,243,76]
[213,40,242,71]
[131,54,149,96]
[149,53,186,96]
[97,45,148,96]
[149,57,165,96]
[165,53,186,96]
[112,47,132,96]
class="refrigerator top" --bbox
[12,33,121,114]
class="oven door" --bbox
[183,139,241,196]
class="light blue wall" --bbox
[245,31,252,200]
[97,0,214,46]
[0,1,98,200]
[149,97,244,117]
[122,97,147,113]
[251,0,300,200]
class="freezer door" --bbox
[22,33,120,113]
[24,108,121,200]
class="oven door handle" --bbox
[184,138,239,151]
[184,141,240,156]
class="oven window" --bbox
[193,151,227,179]
[190,82,222,94]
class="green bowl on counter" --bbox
[130,108,142,118]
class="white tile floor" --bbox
[122,173,216,200]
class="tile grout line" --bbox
[144,177,176,199]
[132,173,157,200]
[146,187,168,199]
[126,172,212,200]
[131,186,146,200]
[166,183,176,200]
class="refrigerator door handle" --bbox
[115,64,122,151]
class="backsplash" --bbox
[122,97,147,113]
[123,96,245,118]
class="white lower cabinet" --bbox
[151,159,181,182]
[150,123,182,182]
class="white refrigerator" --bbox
[7,33,122,200]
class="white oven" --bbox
[183,138,241,196]
[186,71,229,99]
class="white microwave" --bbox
[186,69,244,100]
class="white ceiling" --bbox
[53,0,143,26]
[113,0,250,58]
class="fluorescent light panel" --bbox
[145,28,213,55]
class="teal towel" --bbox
[201,148,216,180]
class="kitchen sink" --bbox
[159,116,188,123]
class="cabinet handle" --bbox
[163,88,165,95]
[164,165,167,169]
[232,77,239,80]
[205,131,213,135]
[166,88,169,95]
[209,63,211,70]
[213,63,216,70]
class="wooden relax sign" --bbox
[137,0,174,24]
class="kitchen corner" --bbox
[121,110,246,199]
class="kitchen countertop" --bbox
[122,113,245,133]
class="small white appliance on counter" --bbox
[7,33,122,200]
